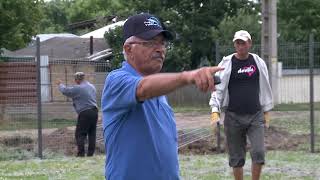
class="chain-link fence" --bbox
[40,58,109,157]
[0,55,109,160]
[216,42,320,69]
[172,40,320,154]
[0,57,39,160]
[0,40,319,160]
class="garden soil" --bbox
[0,111,310,156]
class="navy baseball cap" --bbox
[123,13,174,42]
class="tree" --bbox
[39,0,71,33]
[104,26,124,70]
[278,0,320,42]
[105,0,259,71]
[211,8,261,46]
[66,0,120,23]
[38,0,123,34]
[0,0,43,50]
[210,8,261,60]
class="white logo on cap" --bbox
[144,17,162,28]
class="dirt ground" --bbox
[176,112,309,154]
[0,111,310,156]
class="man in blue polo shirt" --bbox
[101,13,223,180]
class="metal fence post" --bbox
[36,37,43,158]
[90,36,93,55]
[309,33,315,153]
[215,40,220,65]
[214,40,221,153]
[216,122,221,153]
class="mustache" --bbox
[152,53,164,59]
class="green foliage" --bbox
[38,0,123,34]
[39,0,71,33]
[0,0,43,50]
[3,0,319,70]
[105,0,259,71]
[104,26,124,70]
[163,42,192,72]
[67,0,111,22]
[211,8,261,46]
[278,0,320,42]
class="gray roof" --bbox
[33,33,79,42]
[6,37,109,59]
[1,48,12,55]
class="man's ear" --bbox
[123,44,132,54]
[248,41,252,48]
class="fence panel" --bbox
[1,40,319,160]
[0,57,38,160]
[175,41,320,153]
[0,56,110,159]
[41,58,108,156]
[313,42,320,152]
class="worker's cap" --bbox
[74,72,85,81]
[123,13,174,42]
[233,30,251,42]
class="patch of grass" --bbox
[274,102,320,111]
[172,102,320,113]
[0,146,67,161]
[45,118,76,128]
[0,146,34,161]
[0,151,319,179]
[173,106,210,113]
[295,141,320,152]
[271,111,320,135]
[180,151,320,180]
[0,119,76,131]
[0,156,105,180]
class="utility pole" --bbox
[261,0,279,104]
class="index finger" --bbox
[209,66,224,74]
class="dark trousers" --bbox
[75,107,98,157]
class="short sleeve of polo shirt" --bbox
[103,70,142,109]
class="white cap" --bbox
[233,30,251,42]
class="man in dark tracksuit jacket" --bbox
[56,72,98,157]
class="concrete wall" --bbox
[50,63,95,102]
[279,74,320,103]
[95,72,107,103]
[167,74,320,106]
